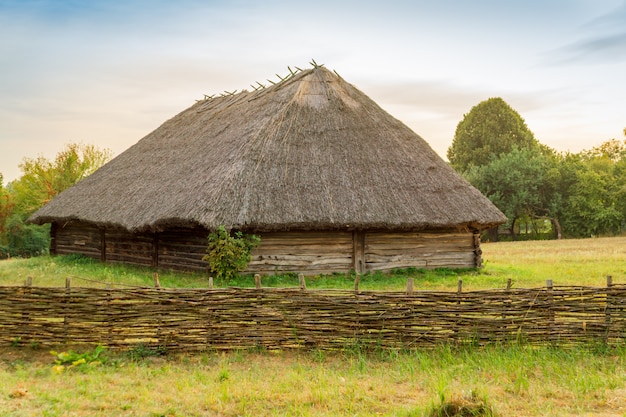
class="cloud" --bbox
[548,1,626,64]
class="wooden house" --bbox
[30,65,506,275]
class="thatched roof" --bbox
[30,66,506,233]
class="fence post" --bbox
[299,273,306,290]
[354,274,361,293]
[64,277,71,344]
[153,272,161,289]
[502,278,512,342]
[546,279,555,344]
[454,279,463,343]
[19,277,33,346]
[605,275,613,343]
[106,282,113,347]
[406,278,414,295]
[208,276,214,290]
[253,274,263,348]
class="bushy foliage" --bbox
[0,216,50,258]
[0,143,111,258]
[558,143,626,237]
[203,226,260,282]
[465,147,554,231]
[449,96,625,239]
[50,345,106,373]
[11,143,111,215]
[448,97,539,172]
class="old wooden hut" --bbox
[30,65,506,275]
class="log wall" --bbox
[52,223,480,274]
[157,228,208,271]
[364,231,477,271]
[248,231,354,275]
[53,222,102,259]
[105,229,153,267]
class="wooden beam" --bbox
[49,223,58,256]
[352,231,365,274]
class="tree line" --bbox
[447,97,626,240]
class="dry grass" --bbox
[0,345,624,416]
[479,236,626,288]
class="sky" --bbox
[1,0,625,183]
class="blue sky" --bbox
[1,0,625,182]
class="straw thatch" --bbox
[30,66,505,233]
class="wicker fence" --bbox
[1,277,624,351]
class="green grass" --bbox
[1,237,624,290]
[0,344,624,416]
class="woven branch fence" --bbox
[1,276,624,351]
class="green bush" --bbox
[0,215,49,258]
[202,226,260,282]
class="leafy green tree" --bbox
[0,143,111,258]
[11,143,112,216]
[464,147,560,239]
[203,226,261,282]
[558,137,626,237]
[0,174,15,252]
[447,97,540,172]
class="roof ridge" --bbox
[195,60,328,103]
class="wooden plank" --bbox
[353,231,365,274]
[54,222,103,259]
[245,231,353,275]
[364,231,475,271]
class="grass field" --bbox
[1,237,625,416]
[0,236,624,291]
[1,343,624,416]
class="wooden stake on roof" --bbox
[310,59,324,68]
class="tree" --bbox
[0,174,14,240]
[447,97,540,172]
[11,143,111,216]
[0,143,111,258]
[464,147,560,239]
[558,137,626,237]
